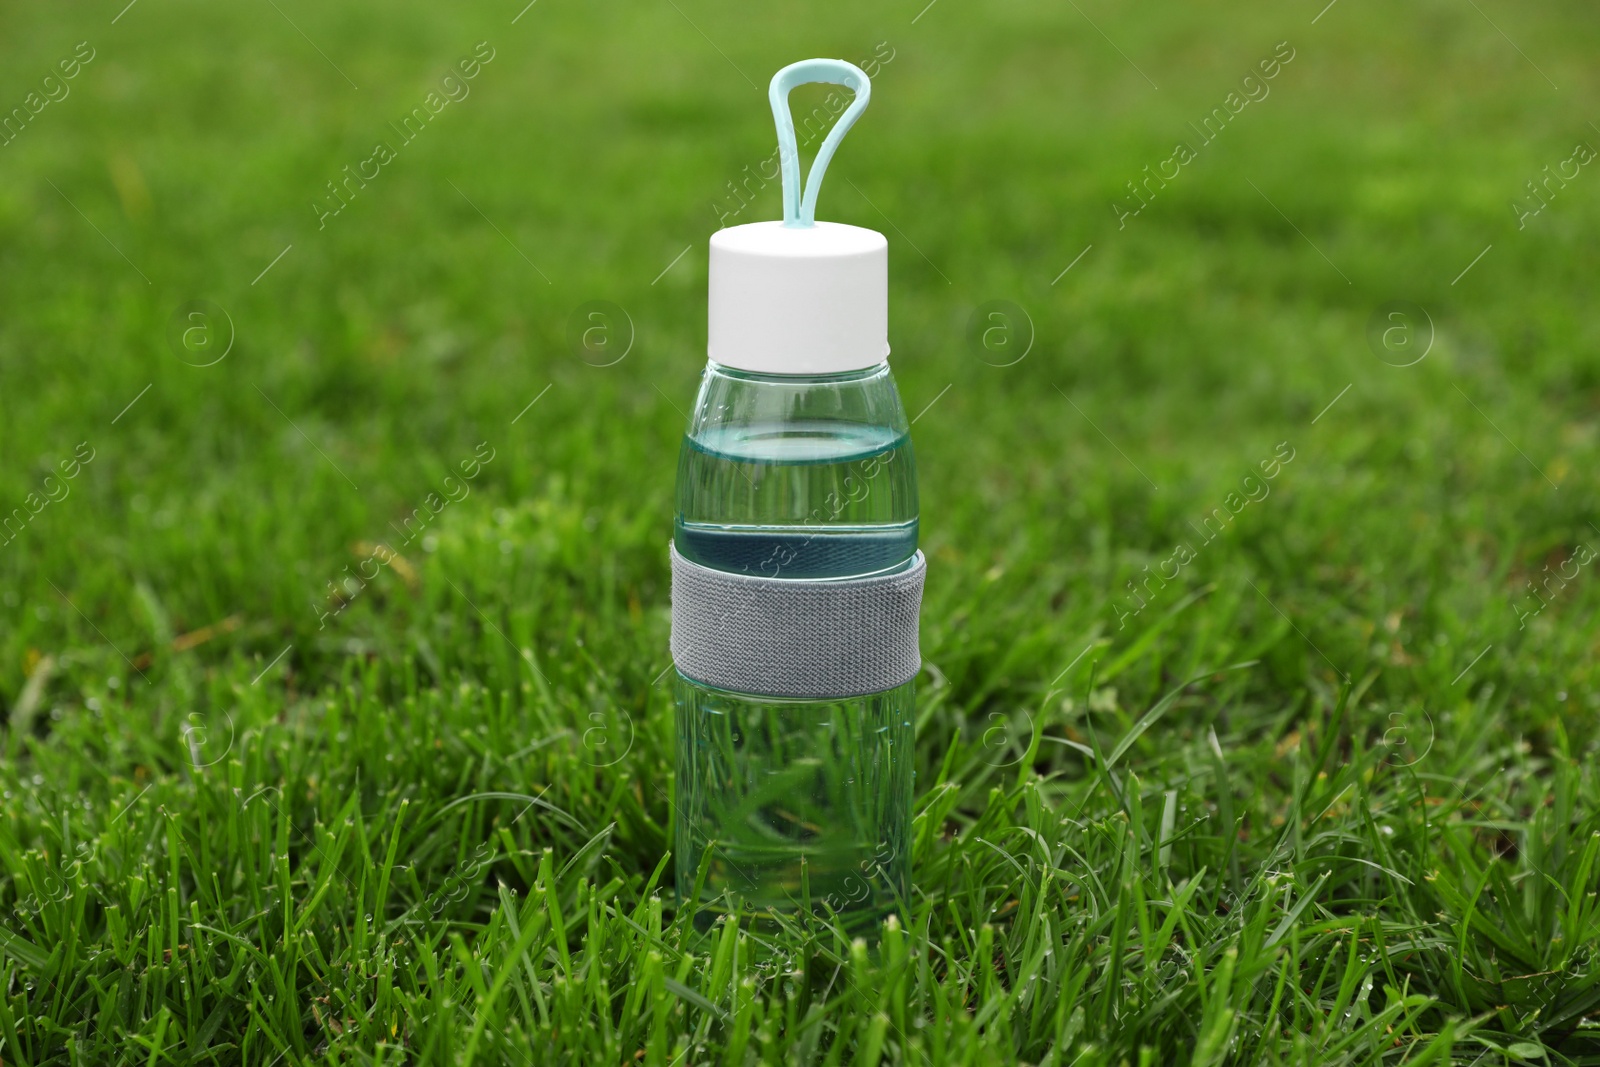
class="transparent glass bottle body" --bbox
[673,361,917,930]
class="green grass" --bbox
[2,0,1599,1061]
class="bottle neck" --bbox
[706,359,891,387]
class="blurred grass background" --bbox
[0,0,1595,684]
[1,0,1598,1061]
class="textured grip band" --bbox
[670,543,925,699]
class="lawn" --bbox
[1,0,1598,1062]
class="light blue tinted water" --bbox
[674,523,919,579]
[674,679,913,931]
[674,411,919,928]
[674,421,917,579]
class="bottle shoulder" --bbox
[684,360,910,443]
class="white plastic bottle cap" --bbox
[708,220,888,376]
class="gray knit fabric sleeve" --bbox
[669,543,926,699]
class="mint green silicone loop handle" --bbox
[768,59,871,228]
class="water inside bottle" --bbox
[674,417,917,928]
[674,420,917,579]
[674,678,913,930]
